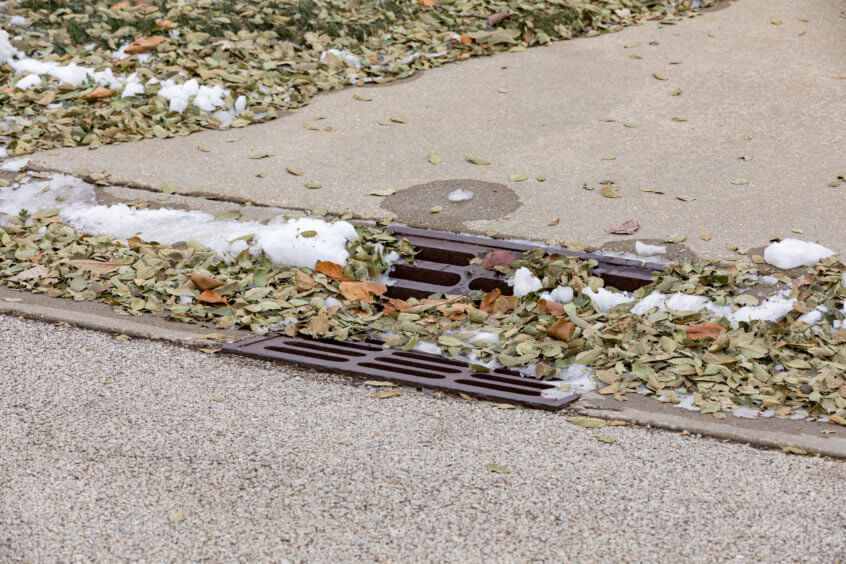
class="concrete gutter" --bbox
[2,285,843,458]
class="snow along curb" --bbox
[574,395,846,459]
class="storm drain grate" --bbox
[384,225,664,299]
[222,226,664,408]
[222,335,579,409]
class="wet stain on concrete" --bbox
[380,179,521,230]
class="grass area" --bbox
[2,0,711,154]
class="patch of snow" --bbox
[0,157,28,171]
[582,287,633,312]
[0,175,358,267]
[324,296,344,310]
[14,74,40,89]
[447,188,474,202]
[9,16,27,26]
[541,364,597,398]
[763,238,835,269]
[511,267,543,298]
[635,241,666,256]
[731,291,795,325]
[319,49,362,69]
[0,30,18,64]
[411,340,441,356]
[732,406,776,419]
[759,275,780,285]
[540,285,574,305]
[797,306,827,326]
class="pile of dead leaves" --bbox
[0,0,714,154]
[0,210,843,422]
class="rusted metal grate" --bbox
[222,226,664,408]
[385,225,663,300]
[222,335,579,409]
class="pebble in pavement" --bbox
[0,316,844,561]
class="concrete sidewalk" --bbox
[1,316,844,561]
[29,0,846,258]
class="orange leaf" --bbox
[479,288,502,313]
[460,35,472,45]
[124,35,166,54]
[315,261,346,280]
[537,298,565,316]
[110,1,131,9]
[88,86,115,99]
[68,259,124,276]
[545,319,575,342]
[383,297,410,313]
[197,290,227,304]
[339,281,387,303]
[156,19,175,30]
[685,322,728,340]
[190,272,224,291]
[418,0,437,5]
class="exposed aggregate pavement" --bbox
[1,316,844,561]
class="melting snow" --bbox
[540,286,574,305]
[511,267,543,298]
[764,238,835,269]
[0,174,358,267]
[635,241,667,256]
[447,189,474,202]
[582,287,633,312]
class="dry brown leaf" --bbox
[197,290,227,304]
[9,265,48,282]
[88,86,116,99]
[294,269,316,291]
[125,35,166,54]
[545,319,575,342]
[537,298,565,316]
[829,415,846,426]
[370,388,402,399]
[110,1,130,9]
[69,259,123,276]
[156,19,175,30]
[479,288,502,313]
[548,218,560,226]
[315,261,346,280]
[832,329,846,344]
[339,281,387,303]
[487,12,511,26]
[190,272,224,291]
[606,219,640,235]
[686,321,728,340]
[482,250,517,270]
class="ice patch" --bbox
[0,157,29,171]
[447,189,474,202]
[511,267,543,298]
[324,296,344,310]
[582,287,633,312]
[764,238,835,269]
[541,364,597,398]
[635,241,667,256]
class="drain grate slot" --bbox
[223,334,579,409]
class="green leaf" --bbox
[731,179,749,185]
[428,151,441,165]
[213,209,241,222]
[466,155,490,165]
[566,416,607,428]
[299,230,318,238]
[508,173,528,182]
[486,463,510,474]
[369,189,395,196]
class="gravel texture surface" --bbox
[1,315,844,562]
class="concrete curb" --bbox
[2,286,843,458]
[575,394,846,459]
